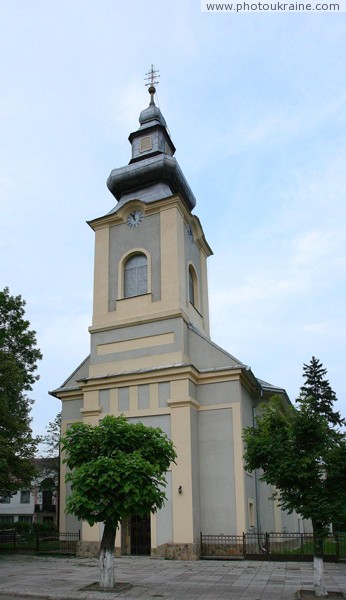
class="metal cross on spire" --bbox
[145,64,160,105]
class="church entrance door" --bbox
[121,514,151,556]
[130,514,151,555]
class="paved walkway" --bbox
[0,555,345,599]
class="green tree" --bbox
[61,415,176,589]
[243,357,346,598]
[299,356,344,427]
[41,411,61,486]
[0,287,42,497]
[37,412,62,528]
[43,412,61,457]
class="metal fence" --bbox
[200,533,244,558]
[200,532,346,562]
[0,530,80,555]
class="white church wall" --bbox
[156,471,173,546]
[127,414,171,438]
[62,398,83,421]
[198,408,237,534]
[190,407,201,542]
[197,380,240,407]
[108,213,162,309]
[258,476,276,533]
[188,327,240,369]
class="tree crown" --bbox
[0,287,42,496]
[243,357,346,538]
[61,415,177,527]
[297,356,344,427]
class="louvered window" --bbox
[140,136,152,152]
[124,254,147,298]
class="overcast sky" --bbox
[1,1,345,439]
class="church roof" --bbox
[106,72,196,213]
[138,103,167,129]
[257,378,287,394]
[107,154,196,213]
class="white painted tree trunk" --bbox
[313,556,327,597]
[99,546,115,589]
[99,521,117,589]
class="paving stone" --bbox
[0,556,345,599]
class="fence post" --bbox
[301,533,304,559]
[35,530,40,552]
[243,532,246,558]
[336,532,339,562]
[200,531,202,556]
[13,529,16,550]
[265,532,270,559]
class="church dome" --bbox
[139,104,167,128]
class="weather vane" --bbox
[145,64,160,105]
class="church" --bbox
[51,68,300,559]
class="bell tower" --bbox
[88,66,212,379]
[53,67,296,559]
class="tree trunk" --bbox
[313,525,327,597]
[99,520,117,589]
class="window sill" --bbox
[117,292,152,302]
[189,301,203,318]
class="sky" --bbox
[1,1,345,439]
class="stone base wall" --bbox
[77,541,200,560]
[152,543,200,560]
[76,541,100,558]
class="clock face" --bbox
[127,210,144,228]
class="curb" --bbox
[0,595,81,600]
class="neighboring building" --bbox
[51,72,304,559]
[0,459,57,527]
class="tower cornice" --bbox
[87,194,213,257]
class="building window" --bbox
[18,516,32,523]
[124,254,147,298]
[189,268,195,305]
[42,490,54,512]
[20,490,30,504]
[0,515,14,524]
[0,495,11,504]
[43,516,54,524]
[249,501,255,528]
[188,265,198,308]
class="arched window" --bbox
[124,253,147,298]
[189,265,198,308]
[189,267,195,306]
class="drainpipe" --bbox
[252,388,263,537]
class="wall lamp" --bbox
[178,485,183,495]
